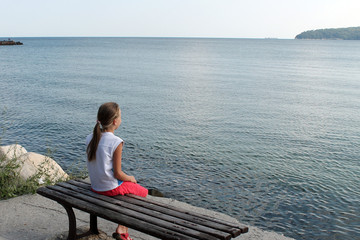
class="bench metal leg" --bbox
[60,203,77,240]
[90,214,99,234]
[60,203,99,240]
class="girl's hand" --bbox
[128,176,137,184]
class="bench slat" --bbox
[114,195,242,238]
[68,180,247,237]
[37,187,202,240]
[56,182,231,240]
[45,185,224,240]
[128,194,248,232]
[122,194,246,237]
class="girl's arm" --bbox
[113,143,137,183]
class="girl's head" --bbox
[87,102,121,161]
[97,102,121,131]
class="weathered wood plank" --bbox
[74,179,244,230]
[37,187,200,240]
[119,194,245,237]
[44,185,224,240]
[117,195,242,237]
[68,180,247,237]
[56,182,231,240]
[128,194,248,233]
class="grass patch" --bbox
[0,155,40,199]
[0,145,59,200]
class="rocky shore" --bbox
[0,144,69,184]
[0,144,294,240]
[0,39,23,45]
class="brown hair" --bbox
[87,102,120,161]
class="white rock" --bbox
[0,144,35,179]
[0,144,27,159]
[0,144,69,183]
[25,151,69,182]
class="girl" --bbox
[86,102,148,240]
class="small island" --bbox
[0,39,23,45]
[295,26,360,40]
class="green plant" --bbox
[66,157,89,180]
[0,150,40,199]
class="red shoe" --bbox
[112,232,133,240]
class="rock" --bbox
[0,144,69,183]
[0,144,38,180]
[25,151,69,183]
[148,188,165,197]
[0,144,27,159]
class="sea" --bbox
[0,37,359,240]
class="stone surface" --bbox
[0,144,27,160]
[25,151,68,182]
[49,227,113,240]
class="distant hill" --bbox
[295,27,360,40]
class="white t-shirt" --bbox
[86,132,123,191]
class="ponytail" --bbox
[87,102,120,161]
[87,122,102,161]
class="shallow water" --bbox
[1,37,359,239]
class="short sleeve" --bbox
[112,136,123,154]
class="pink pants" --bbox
[92,181,148,198]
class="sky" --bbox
[0,0,359,39]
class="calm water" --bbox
[1,38,359,239]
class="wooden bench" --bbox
[36,180,248,240]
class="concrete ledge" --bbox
[0,193,294,240]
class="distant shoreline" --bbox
[295,26,360,40]
[0,39,23,45]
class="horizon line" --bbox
[1,36,293,40]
